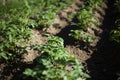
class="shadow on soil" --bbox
[56,17,91,52]
[56,17,79,46]
[86,1,120,80]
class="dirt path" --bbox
[86,1,120,80]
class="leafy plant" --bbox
[0,0,75,60]
[86,0,103,10]
[110,28,120,43]
[0,1,34,60]
[23,35,89,80]
[69,30,94,44]
[0,20,31,60]
[69,0,103,47]
[77,8,99,30]
[36,0,74,29]
[76,0,102,30]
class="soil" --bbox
[0,0,120,80]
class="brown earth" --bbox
[0,0,120,80]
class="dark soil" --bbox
[86,1,120,80]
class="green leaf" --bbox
[0,52,8,60]
[23,68,36,77]
[9,34,12,42]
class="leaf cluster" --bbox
[69,0,103,46]
[69,30,93,44]
[31,0,74,29]
[0,20,31,60]
[23,35,89,80]
[0,0,75,60]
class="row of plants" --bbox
[21,0,106,79]
[0,0,74,61]
[0,0,75,28]
[22,35,89,80]
[0,0,33,60]
[69,0,104,46]
[0,0,89,80]
[29,0,75,29]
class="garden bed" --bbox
[0,0,120,80]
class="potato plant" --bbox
[86,0,103,10]
[69,0,104,46]
[0,0,75,60]
[23,35,89,80]
[0,1,89,79]
[0,20,31,60]
[0,0,34,60]
[32,0,74,29]
[69,30,93,45]
[77,8,99,30]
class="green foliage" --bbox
[0,0,74,29]
[76,0,102,29]
[69,30,94,44]
[23,35,89,80]
[77,8,99,29]
[0,20,31,60]
[69,0,103,46]
[86,0,103,10]
[0,0,33,60]
[36,0,74,29]
[110,28,120,43]
[0,1,89,79]
[0,0,34,61]
[0,0,75,60]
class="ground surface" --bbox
[0,0,120,80]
